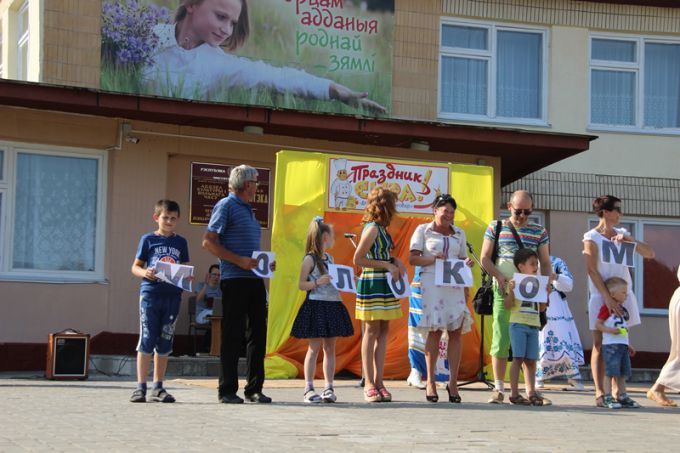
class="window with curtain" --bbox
[439,21,546,123]
[0,144,105,281]
[590,35,680,132]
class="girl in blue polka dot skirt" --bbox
[291,216,354,403]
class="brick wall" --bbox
[42,0,100,88]
[391,0,441,121]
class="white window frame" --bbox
[587,216,680,316]
[0,19,4,78]
[16,1,29,81]
[589,32,680,136]
[438,18,550,127]
[0,141,108,283]
[0,148,7,266]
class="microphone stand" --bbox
[344,233,365,388]
[458,241,495,390]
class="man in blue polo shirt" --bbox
[203,165,273,404]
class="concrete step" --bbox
[90,355,662,383]
[572,366,660,384]
[89,354,247,377]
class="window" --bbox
[588,218,679,315]
[0,20,4,78]
[590,35,680,133]
[17,1,29,81]
[439,20,548,125]
[0,143,107,282]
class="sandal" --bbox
[595,394,606,408]
[647,390,678,407]
[364,387,381,403]
[528,394,544,406]
[303,389,322,403]
[509,395,531,406]
[378,387,392,402]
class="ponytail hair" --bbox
[305,216,332,274]
[175,0,250,52]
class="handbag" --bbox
[506,222,548,330]
[472,220,502,315]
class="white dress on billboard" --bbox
[143,24,331,101]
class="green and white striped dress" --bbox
[355,222,402,321]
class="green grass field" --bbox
[101,0,393,116]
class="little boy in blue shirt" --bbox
[130,200,190,403]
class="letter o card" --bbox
[251,251,275,278]
[387,273,411,299]
[512,273,549,303]
[327,264,356,294]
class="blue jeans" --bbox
[603,343,631,378]
[136,293,181,355]
[509,323,540,360]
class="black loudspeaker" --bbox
[46,330,90,380]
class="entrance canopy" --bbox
[0,79,596,185]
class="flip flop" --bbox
[647,390,678,407]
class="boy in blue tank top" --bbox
[130,200,190,403]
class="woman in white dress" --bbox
[583,195,655,407]
[647,267,680,407]
[536,256,585,390]
[408,194,473,403]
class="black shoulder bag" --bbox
[507,222,548,330]
[472,220,502,315]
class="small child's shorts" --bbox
[509,323,540,360]
[603,343,632,378]
[136,293,182,355]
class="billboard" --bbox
[101,0,394,116]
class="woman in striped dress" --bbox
[353,187,406,402]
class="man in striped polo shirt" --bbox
[203,165,273,404]
[480,190,552,404]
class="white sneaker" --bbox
[536,380,544,389]
[406,368,426,389]
[567,379,585,391]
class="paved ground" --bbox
[1,374,679,452]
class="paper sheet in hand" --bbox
[251,251,275,278]
[512,273,549,303]
[327,264,356,293]
[154,262,194,292]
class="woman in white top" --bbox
[143,0,385,113]
[408,194,473,403]
[583,195,655,407]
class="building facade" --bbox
[1,0,676,369]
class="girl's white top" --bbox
[144,24,332,100]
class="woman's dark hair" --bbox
[433,193,457,210]
[513,248,538,268]
[592,195,621,218]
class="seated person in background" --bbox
[196,264,222,325]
